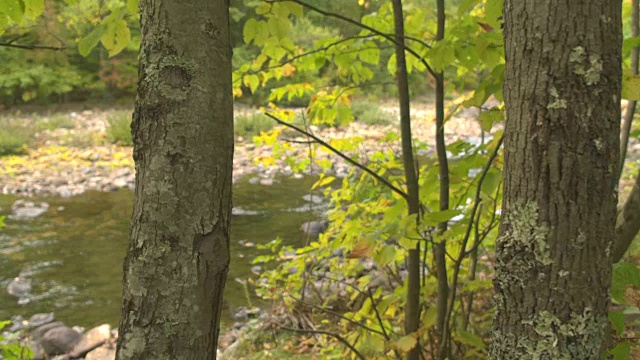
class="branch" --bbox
[619,0,639,182]
[264,112,408,200]
[269,0,436,78]
[279,326,367,360]
[614,171,640,262]
[0,42,66,51]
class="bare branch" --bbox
[279,326,367,360]
[264,112,409,200]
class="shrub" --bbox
[0,119,34,156]
[106,111,133,146]
[351,101,391,126]
[235,113,275,138]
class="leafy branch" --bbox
[267,0,436,77]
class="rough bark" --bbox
[116,1,233,359]
[390,2,421,360]
[491,1,621,359]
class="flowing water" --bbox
[0,176,325,329]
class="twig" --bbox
[279,326,367,360]
[264,112,408,200]
[0,42,66,51]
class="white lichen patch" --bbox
[569,47,603,85]
[593,138,603,152]
[493,309,607,359]
[547,87,567,109]
[144,55,198,102]
[499,201,552,266]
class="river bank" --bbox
[0,103,487,197]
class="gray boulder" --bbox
[300,220,329,237]
[40,326,81,356]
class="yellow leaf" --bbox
[346,239,374,259]
[394,333,418,353]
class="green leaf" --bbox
[282,2,303,17]
[267,16,290,39]
[243,18,259,44]
[478,107,503,132]
[480,168,502,196]
[244,74,260,93]
[612,262,640,302]
[395,334,418,352]
[422,209,462,226]
[127,0,139,14]
[484,0,504,28]
[78,24,106,57]
[0,15,8,35]
[375,245,397,267]
[455,330,485,349]
[622,69,640,101]
[609,311,625,335]
[101,19,131,57]
[0,0,24,24]
[23,0,44,18]
[608,342,631,360]
[359,43,380,65]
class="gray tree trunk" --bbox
[491,1,621,359]
[115,0,233,359]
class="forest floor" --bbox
[0,101,490,197]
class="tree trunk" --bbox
[491,1,621,359]
[116,1,233,359]
[390,2,421,360]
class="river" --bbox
[0,175,325,329]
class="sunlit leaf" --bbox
[23,0,44,18]
[0,0,24,23]
[101,19,131,57]
[78,24,106,56]
[375,245,397,267]
[346,239,374,259]
[394,333,418,352]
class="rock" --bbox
[7,315,26,332]
[31,322,65,342]
[250,266,262,275]
[9,200,49,220]
[302,194,323,204]
[40,326,81,356]
[113,178,127,188]
[231,207,262,216]
[231,307,261,322]
[68,324,111,358]
[259,178,274,186]
[293,173,304,179]
[28,313,55,327]
[248,177,260,185]
[300,220,329,237]
[7,276,32,298]
[85,346,116,360]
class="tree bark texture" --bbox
[116,1,233,359]
[491,1,621,359]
